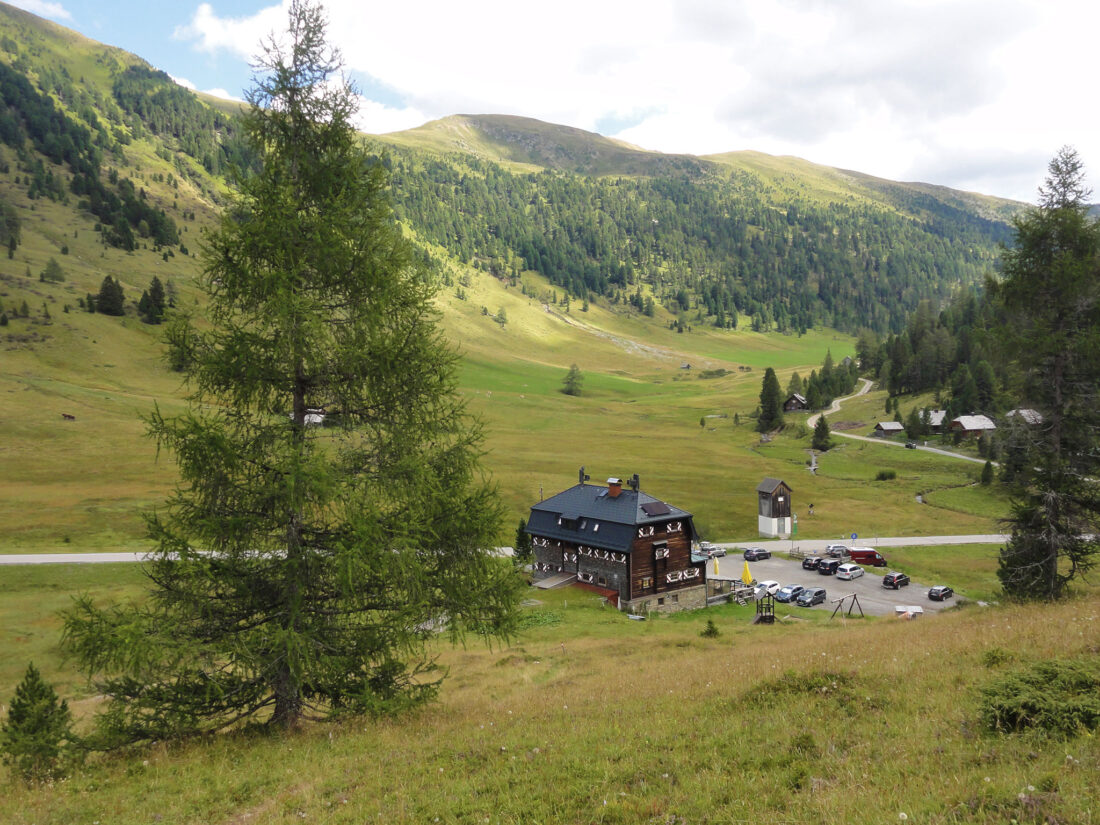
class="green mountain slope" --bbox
[0,2,1023,552]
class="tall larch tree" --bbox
[62,0,519,742]
[993,147,1100,600]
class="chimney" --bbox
[607,477,622,498]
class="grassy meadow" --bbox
[2,215,1012,555]
[4,565,1099,824]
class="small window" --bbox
[658,597,665,606]
[641,576,653,589]
[670,594,679,603]
[598,576,606,586]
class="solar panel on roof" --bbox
[641,501,671,516]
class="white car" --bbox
[754,579,781,598]
[836,563,864,581]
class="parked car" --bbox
[849,547,888,567]
[796,587,827,606]
[699,542,725,558]
[882,571,910,589]
[743,547,771,561]
[928,585,954,601]
[754,579,781,598]
[825,544,849,557]
[836,563,864,581]
[775,584,805,603]
[801,556,823,570]
[817,558,841,575]
[905,441,917,449]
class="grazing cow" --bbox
[61,413,76,421]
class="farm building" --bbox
[783,393,808,412]
[526,471,705,614]
[925,409,947,432]
[1005,408,1044,426]
[873,421,905,437]
[757,477,793,537]
[950,415,997,436]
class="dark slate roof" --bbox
[526,483,694,553]
[756,477,790,494]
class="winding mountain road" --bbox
[808,378,988,465]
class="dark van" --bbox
[818,558,840,575]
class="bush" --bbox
[875,469,897,481]
[979,658,1100,736]
[700,619,720,638]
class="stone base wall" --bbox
[621,584,707,615]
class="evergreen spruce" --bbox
[62,0,519,742]
[812,414,832,452]
[95,276,124,316]
[0,663,74,782]
[757,367,784,432]
[513,519,533,566]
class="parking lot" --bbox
[710,550,956,616]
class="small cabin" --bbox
[526,470,705,614]
[783,393,808,412]
[873,421,905,437]
[1005,408,1043,426]
[950,415,996,437]
[757,477,792,537]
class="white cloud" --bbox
[174,2,287,59]
[201,87,245,103]
[8,0,72,21]
[179,0,1100,202]
[169,74,197,90]
[352,98,427,136]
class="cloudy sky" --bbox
[12,0,1099,203]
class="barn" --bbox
[526,471,705,614]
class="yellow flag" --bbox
[742,560,754,585]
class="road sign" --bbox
[851,533,858,540]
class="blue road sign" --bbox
[851,533,858,540]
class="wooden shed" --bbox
[757,477,793,537]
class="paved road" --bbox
[0,535,1008,566]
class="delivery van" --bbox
[848,547,887,567]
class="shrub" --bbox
[700,619,720,638]
[979,658,1100,736]
[981,646,1014,668]
[875,469,897,481]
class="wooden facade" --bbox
[526,474,705,613]
[757,477,793,538]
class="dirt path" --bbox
[808,378,988,466]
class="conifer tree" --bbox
[95,276,124,316]
[1,663,74,782]
[994,147,1100,600]
[757,367,784,432]
[562,363,584,396]
[812,414,832,451]
[63,0,518,741]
